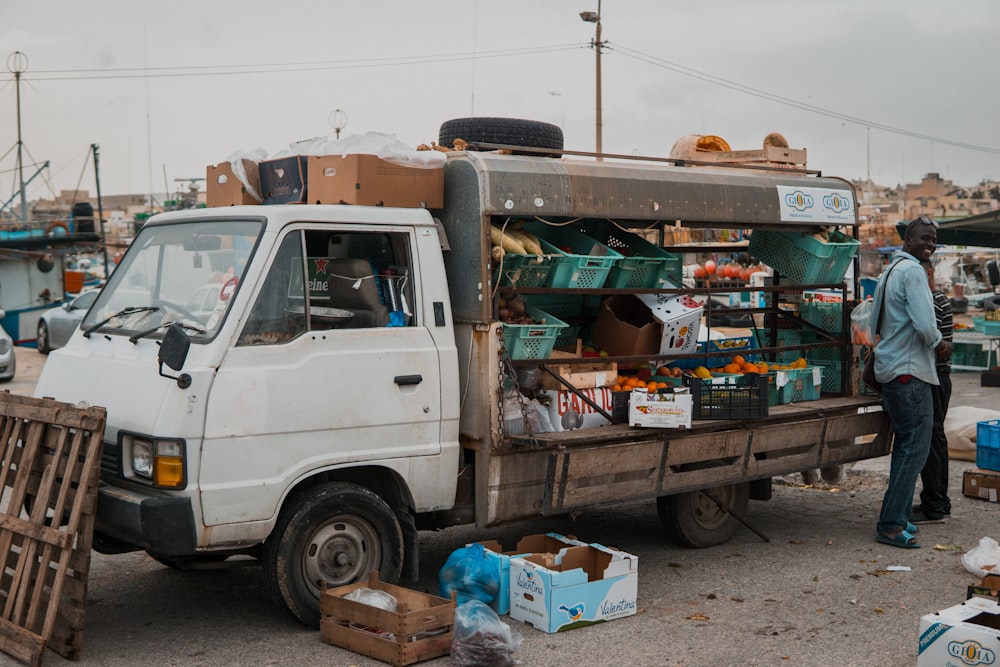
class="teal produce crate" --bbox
[800,300,844,334]
[494,252,556,288]
[808,359,844,393]
[953,342,992,369]
[523,221,623,289]
[748,230,859,285]
[502,305,568,360]
[774,366,823,404]
[671,336,758,370]
[577,220,682,288]
[977,420,1000,471]
[525,294,599,350]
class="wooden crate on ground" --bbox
[320,570,455,667]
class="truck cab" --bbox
[35,205,461,626]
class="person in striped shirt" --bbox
[911,258,953,524]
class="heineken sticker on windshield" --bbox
[777,186,855,224]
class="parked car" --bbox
[0,321,14,381]
[37,290,98,354]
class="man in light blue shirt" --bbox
[869,217,952,548]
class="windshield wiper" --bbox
[83,306,160,338]
[128,320,206,344]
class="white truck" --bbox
[35,147,890,626]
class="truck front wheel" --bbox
[657,481,750,548]
[263,482,404,627]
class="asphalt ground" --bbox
[9,346,999,667]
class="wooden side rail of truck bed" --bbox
[479,396,890,524]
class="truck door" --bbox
[199,226,443,527]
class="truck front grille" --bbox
[100,440,121,479]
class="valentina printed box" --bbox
[476,533,586,615]
[509,543,638,633]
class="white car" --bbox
[37,290,99,354]
[0,321,14,381]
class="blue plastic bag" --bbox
[438,543,501,605]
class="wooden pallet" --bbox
[0,392,106,666]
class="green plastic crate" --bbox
[800,300,844,334]
[748,230,859,284]
[523,221,623,289]
[808,359,843,393]
[774,366,823,403]
[501,305,568,360]
[577,220,682,288]
[493,252,556,288]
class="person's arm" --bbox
[903,266,943,349]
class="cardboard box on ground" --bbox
[964,468,1000,502]
[475,533,586,615]
[509,543,639,633]
[918,596,1000,666]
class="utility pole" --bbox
[580,1,605,160]
[92,144,109,278]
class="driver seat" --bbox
[327,258,390,328]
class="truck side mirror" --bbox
[158,323,192,388]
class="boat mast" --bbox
[8,51,29,224]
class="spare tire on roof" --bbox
[438,117,563,156]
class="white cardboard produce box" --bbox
[510,543,638,633]
[918,596,1000,666]
[476,533,586,616]
[628,388,693,429]
[635,293,702,355]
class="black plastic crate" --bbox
[612,391,631,423]
[690,374,769,420]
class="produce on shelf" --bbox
[496,294,538,324]
[489,223,545,260]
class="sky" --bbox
[1,0,999,203]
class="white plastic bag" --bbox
[961,536,1000,578]
[850,299,874,346]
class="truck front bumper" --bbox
[94,482,197,556]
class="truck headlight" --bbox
[124,434,186,488]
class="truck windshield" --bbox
[82,219,262,340]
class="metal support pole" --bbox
[92,144,109,278]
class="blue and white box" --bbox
[477,533,585,615]
[509,543,638,633]
[918,596,1000,666]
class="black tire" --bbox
[37,320,50,354]
[657,481,750,548]
[438,117,564,156]
[262,482,403,627]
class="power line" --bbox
[0,44,583,81]
[612,43,1000,156]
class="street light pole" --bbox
[580,1,604,160]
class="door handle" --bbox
[394,374,423,386]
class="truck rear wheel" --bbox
[657,481,750,548]
[438,117,564,156]
[263,482,404,627]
